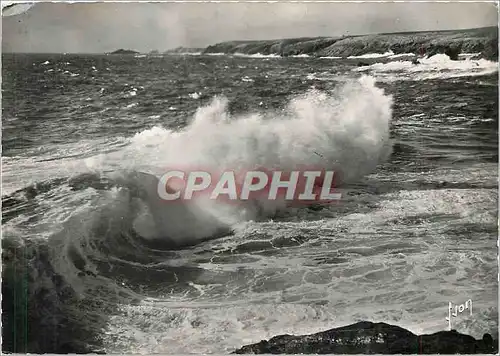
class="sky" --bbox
[2,1,498,53]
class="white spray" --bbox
[92,75,394,246]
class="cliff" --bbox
[203,27,498,60]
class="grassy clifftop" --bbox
[202,27,498,60]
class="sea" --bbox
[1,51,498,353]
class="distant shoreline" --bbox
[200,26,498,61]
[2,26,497,60]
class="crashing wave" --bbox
[347,51,394,59]
[78,75,393,247]
[353,54,498,81]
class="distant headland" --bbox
[107,49,139,55]
[168,27,497,60]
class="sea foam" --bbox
[86,75,393,246]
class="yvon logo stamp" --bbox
[445,299,472,331]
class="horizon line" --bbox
[2,25,496,55]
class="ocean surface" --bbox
[2,52,498,353]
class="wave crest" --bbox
[83,75,393,246]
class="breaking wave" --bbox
[347,51,395,59]
[77,75,393,247]
[354,54,498,81]
[2,75,394,352]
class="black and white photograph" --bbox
[1,1,499,354]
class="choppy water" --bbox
[2,52,498,353]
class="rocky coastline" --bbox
[201,27,498,61]
[233,321,498,354]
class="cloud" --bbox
[2,2,498,53]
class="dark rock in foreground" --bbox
[233,321,498,354]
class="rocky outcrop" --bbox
[108,49,139,55]
[233,321,498,354]
[202,26,498,61]
[357,61,370,67]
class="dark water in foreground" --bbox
[2,53,498,353]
